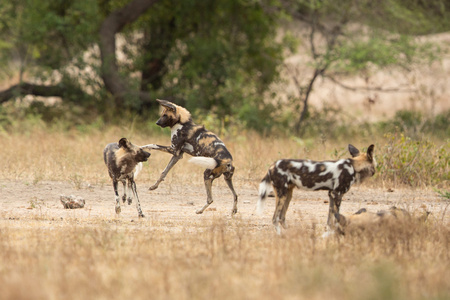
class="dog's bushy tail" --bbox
[256,172,272,215]
[188,157,218,169]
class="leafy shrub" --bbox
[377,133,449,187]
[378,109,450,139]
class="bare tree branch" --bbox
[325,75,416,93]
[294,9,346,134]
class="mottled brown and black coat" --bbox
[103,138,151,217]
[143,99,238,215]
[257,144,376,234]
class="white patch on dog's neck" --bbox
[171,123,183,139]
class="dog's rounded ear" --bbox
[348,144,360,157]
[367,144,375,161]
[354,208,367,215]
[334,213,347,226]
[118,138,129,149]
[156,99,176,111]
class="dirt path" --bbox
[1,180,447,232]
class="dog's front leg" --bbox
[130,179,144,218]
[149,153,183,190]
[142,144,175,155]
[121,180,128,203]
[326,191,342,230]
[126,179,133,205]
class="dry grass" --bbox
[0,127,449,300]
[0,216,448,300]
[0,126,383,185]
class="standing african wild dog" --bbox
[103,138,151,217]
[142,99,238,215]
[257,144,376,234]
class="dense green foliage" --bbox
[0,0,449,132]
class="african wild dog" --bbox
[334,206,431,235]
[103,138,151,217]
[257,144,376,234]
[142,99,238,215]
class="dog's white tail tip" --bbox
[188,157,218,169]
[256,198,265,215]
[256,179,270,215]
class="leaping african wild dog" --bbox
[257,144,376,235]
[142,99,238,215]
[103,138,151,217]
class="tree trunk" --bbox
[139,17,175,112]
[99,0,159,109]
[294,67,326,134]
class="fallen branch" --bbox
[0,82,80,104]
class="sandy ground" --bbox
[1,180,447,232]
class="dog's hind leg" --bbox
[130,179,144,218]
[272,188,287,235]
[196,169,216,214]
[149,154,183,190]
[224,172,238,215]
[279,187,294,229]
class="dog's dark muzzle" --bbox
[140,151,151,162]
[156,115,172,128]
[156,119,167,128]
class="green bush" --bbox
[377,133,449,187]
[378,110,450,139]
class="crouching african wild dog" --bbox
[335,206,430,235]
[142,99,238,215]
[257,144,376,234]
[103,138,151,217]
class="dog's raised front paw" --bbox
[149,185,158,191]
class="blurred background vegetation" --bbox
[0,0,449,139]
